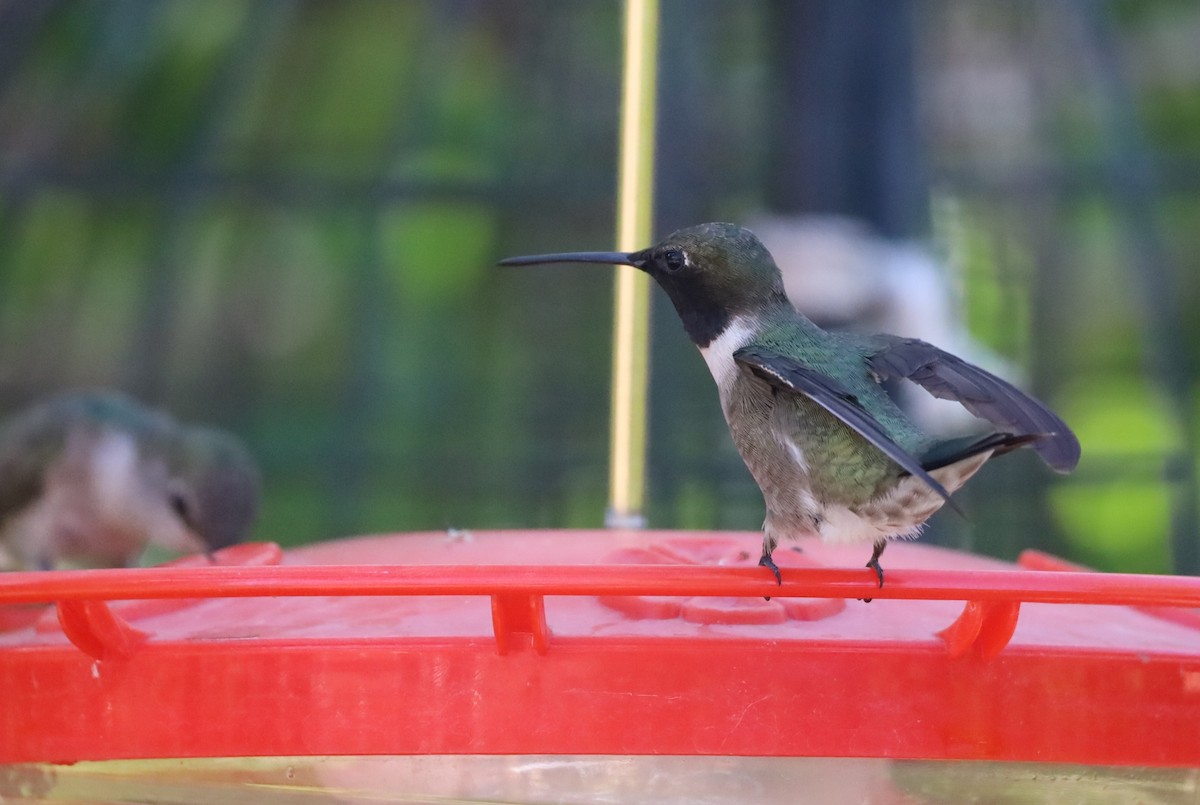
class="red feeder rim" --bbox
[1,529,1198,767]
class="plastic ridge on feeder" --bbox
[2,531,1199,773]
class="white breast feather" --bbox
[697,316,758,389]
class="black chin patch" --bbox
[652,273,730,347]
[678,304,731,348]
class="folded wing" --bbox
[733,345,958,510]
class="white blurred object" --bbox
[748,214,1020,435]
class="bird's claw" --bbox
[758,553,782,584]
[860,541,886,603]
[866,557,884,588]
[759,553,781,601]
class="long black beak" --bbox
[498,251,645,268]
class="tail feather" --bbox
[920,432,1046,473]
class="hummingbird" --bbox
[0,391,261,570]
[500,222,1080,588]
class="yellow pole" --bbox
[606,0,659,529]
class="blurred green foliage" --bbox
[1053,378,1179,572]
[0,1,1197,572]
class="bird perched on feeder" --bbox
[500,223,1080,588]
[0,391,261,570]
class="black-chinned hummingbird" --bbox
[501,222,1080,588]
[0,391,261,570]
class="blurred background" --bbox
[0,0,1196,574]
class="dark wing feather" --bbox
[866,337,1080,473]
[733,345,958,511]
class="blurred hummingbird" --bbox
[500,223,1080,588]
[0,391,261,570]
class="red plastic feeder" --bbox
[1,529,1199,802]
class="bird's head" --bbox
[165,426,261,553]
[500,222,790,346]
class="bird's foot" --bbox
[758,553,782,584]
[758,552,781,600]
[860,540,886,603]
[865,557,884,588]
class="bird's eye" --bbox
[663,250,685,273]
